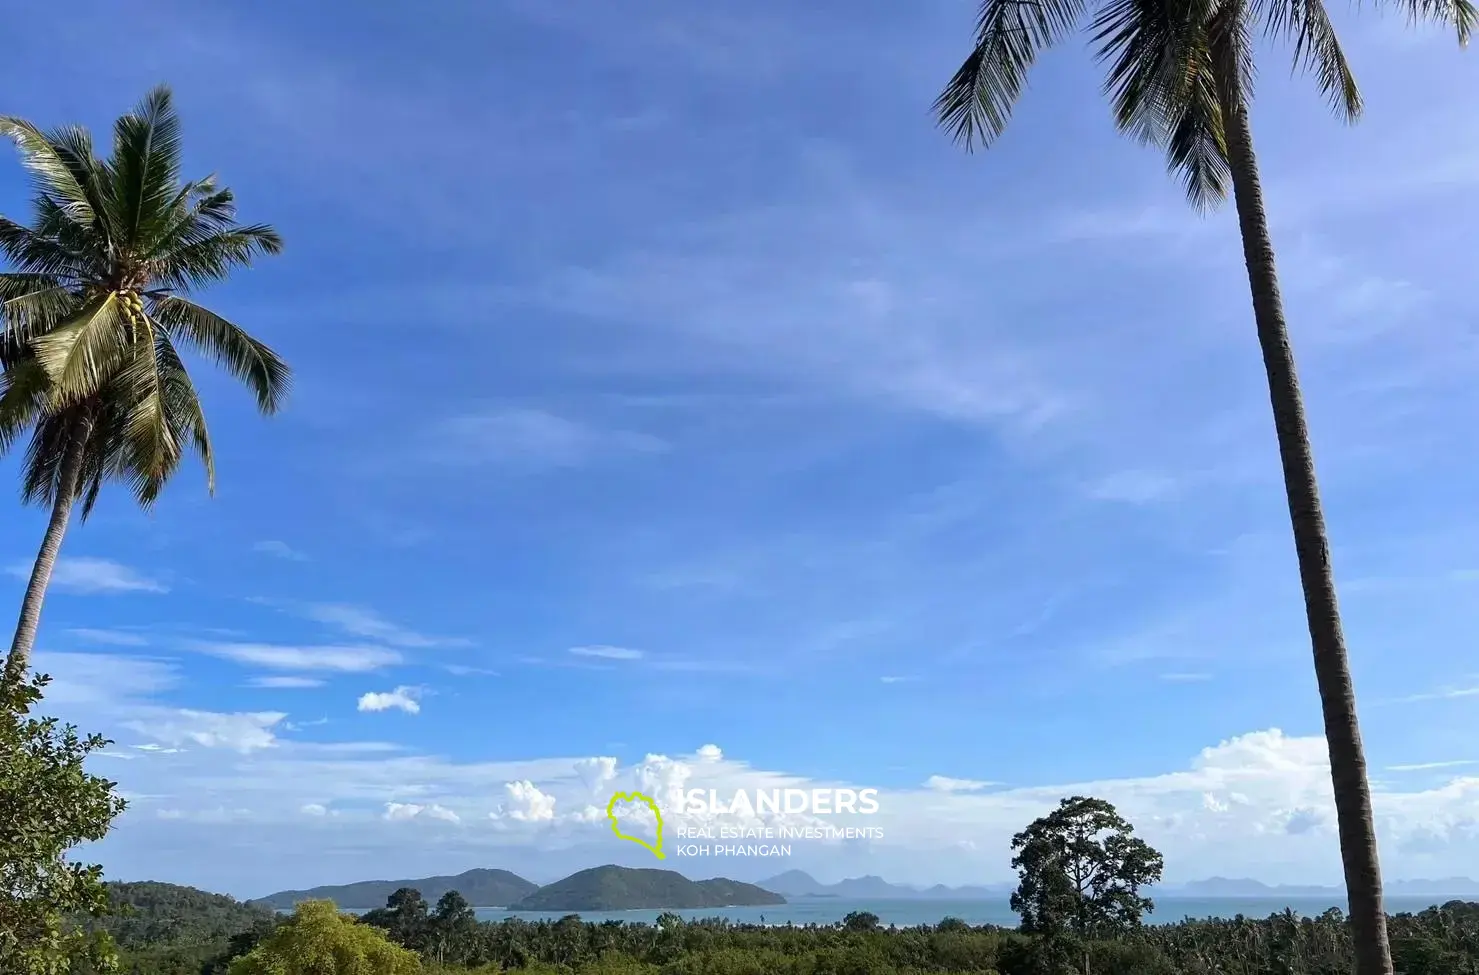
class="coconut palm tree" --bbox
[934,1,1470,973]
[0,84,290,690]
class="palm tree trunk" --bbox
[2,415,89,691]
[1214,38,1393,975]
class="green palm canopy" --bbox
[0,84,290,688]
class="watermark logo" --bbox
[607,791,665,859]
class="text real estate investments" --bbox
[674,788,884,857]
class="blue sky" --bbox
[2,0,1478,897]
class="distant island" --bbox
[1154,876,1479,898]
[759,870,1008,901]
[250,868,538,910]
[509,866,785,912]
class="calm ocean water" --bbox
[465,895,1459,928]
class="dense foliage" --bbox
[69,881,277,975]
[0,673,126,975]
[82,877,1479,975]
[227,900,419,975]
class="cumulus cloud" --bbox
[357,686,422,714]
[696,744,723,763]
[301,803,328,816]
[493,781,557,821]
[12,557,167,594]
[385,802,460,824]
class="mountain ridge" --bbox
[250,867,537,909]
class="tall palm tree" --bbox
[933,0,1470,972]
[0,84,290,690]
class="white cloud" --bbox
[301,803,328,816]
[248,676,326,689]
[385,802,460,824]
[1160,672,1214,683]
[254,540,309,561]
[569,645,644,661]
[574,757,618,795]
[64,628,149,646]
[298,603,464,649]
[696,744,723,763]
[880,675,919,684]
[191,642,402,673]
[125,710,286,753]
[1388,760,1477,772]
[357,686,422,714]
[492,781,557,821]
[11,557,167,594]
[925,775,995,793]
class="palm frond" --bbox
[105,84,184,252]
[30,296,131,403]
[150,225,283,291]
[0,357,49,454]
[0,273,79,347]
[156,328,214,495]
[112,320,179,506]
[1092,0,1231,206]
[151,295,290,413]
[934,0,1092,149]
[0,216,93,280]
[1255,0,1362,119]
[0,119,107,227]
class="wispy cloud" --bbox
[247,676,326,689]
[424,408,667,470]
[925,775,997,793]
[253,540,309,562]
[296,603,467,649]
[1160,672,1214,683]
[568,645,645,661]
[190,643,402,673]
[1393,683,1479,704]
[1386,760,1478,772]
[10,558,167,595]
[357,686,423,714]
[65,627,149,647]
[880,675,920,684]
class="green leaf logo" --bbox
[606,791,665,859]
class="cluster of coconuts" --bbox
[115,289,147,335]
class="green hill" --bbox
[250,867,537,909]
[70,881,278,974]
[509,865,786,911]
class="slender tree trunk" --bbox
[2,415,89,691]
[1213,36,1393,975]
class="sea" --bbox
[462,895,1462,928]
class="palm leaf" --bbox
[105,85,184,252]
[1092,0,1232,206]
[150,225,283,290]
[151,295,290,413]
[934,0,1092,149]
[30,296,131,403]
[0,119,106,227]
